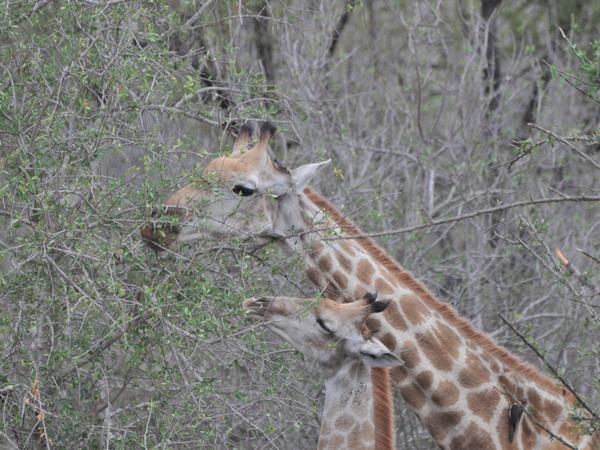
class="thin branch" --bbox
[182,0,215,31]
[499,315,600,422]
[328,1,353,58]
[55,309,154,380]
[325,195,600,240]
[497,386,579,450]
[528,123,600,170]
[578,249,600,266]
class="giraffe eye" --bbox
[232,185,256,197]
[316,318,334,335]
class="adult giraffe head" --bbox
[140,121,330,250]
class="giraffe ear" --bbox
[371,299,390,313]
[359,338,402,368]
[291,160,331,192]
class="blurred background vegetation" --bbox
[0,0,599,448]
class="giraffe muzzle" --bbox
[243,297,275,320]
[140,205,190,251]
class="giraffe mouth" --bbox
[243,297,275,320]
[140,206,191,251]
[243,297,273,319]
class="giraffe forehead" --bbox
[204,157,251,179]
[318,298,370,322]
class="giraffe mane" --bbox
[372,367,395,450]
[304,187,576,403]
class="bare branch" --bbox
[499,315,600,423]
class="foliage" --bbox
[0,1,599,448]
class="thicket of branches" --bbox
[1,1,599,448]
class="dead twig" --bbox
[324,195,600,239]
[528,123,600,170]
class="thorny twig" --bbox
[499,315,600,423]
[497,386,578,450]
[528,123,600,170]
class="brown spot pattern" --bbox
[495,407,511,449]
[424,410,464,441]
[383,300,409,331]
[332,271,348,289]
[380,332,397,351]
[437,322,462,357]
[416,329,455,372]
[458,352,491,388]
[399,383,426,410]
[399,341,421,369]
[326,434,344,448]
[466,389,500,422]
[361,421,373,436]
[490,360,501,374]
[431,380,460,407]
[348,425,362,448]
[415,371,433,390]
[318,255,333,272]
[335,252,354,272]
[306,267,323,287]
[356,259,375,284]
[520,418,535,449]
[334,414,353,430]
[544,399,562,423]
[364,317,381,334]
[401,295,430,325]
[449,422,494,450]
[528,388,544,421]
[374,278,394,295]
[309,241,324,259]
[391,366,408,383]
[354,286,367,299]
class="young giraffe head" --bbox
[140,121,330,250]
[244,293,401,450]
[244,292,399,372]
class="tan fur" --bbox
[450,422,495,450]
[424,411,464,441]
[415,370,434,390]
[381,300,409,331]
[467,390,500,421]
[431,380,460,407]
[374,277,394,295]
[458,352,491,388]
[399,383,426,410]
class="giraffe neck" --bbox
[291,189,595,450]
[318,360,375,450]
[378,297,596,449]
[275,191,396,449]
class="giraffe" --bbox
[243,293,399,450]
[140,120,390,445]
[141,121,599,449]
